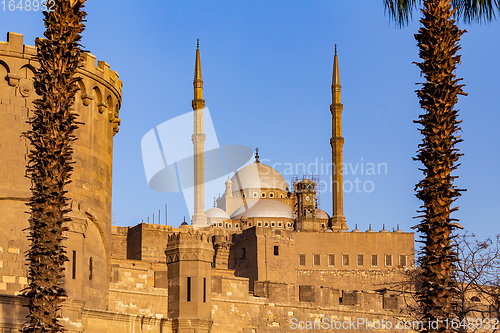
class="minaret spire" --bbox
[191,39,207,228]
[330,45,347,230]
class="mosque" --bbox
[0,32,414,332]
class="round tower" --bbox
[0,32,122,310]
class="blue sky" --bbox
[1,1,499,240]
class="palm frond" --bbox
[384,0,499,25]
[383,0,422,26]
[453,0,500,23]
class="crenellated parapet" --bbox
[165,227,214,264]
[0,32,122,134]
[167,229,213,244]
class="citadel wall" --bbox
[0,31,122,312]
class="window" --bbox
[89,257,93,280]
[371,254,378,267]
[280,194,283,198]
[269,192,274,198]
[278,221,282,227]
[399,254,407,267]
[187,277,192,302]
[328,254,335,267]
[385,254,393,267]
[257,221,262,227]
[357,254,364,267]
[271,221,275,227]
[212,222,217,226]
[235,223,239,228]
[313,254,321,266]
[264,222,269,227]
[253,192,258,198]
[218,222,223,227]
[203,278,206,302]
[287,222,291,228]
[72,251,76,279]
[298,254,306,267]
[274,246,279,256]
[342,254,349,267]
[321,223,325,229]
[225,223,229,228]
[261,192,266,198]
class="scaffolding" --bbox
[290,174,321,209]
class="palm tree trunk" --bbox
[414,0,466,331]
[23,1,86,332]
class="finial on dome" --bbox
[181,216,188,226]
[197,39,199,50]
[213,197,216,207]
[383,224,385,230]
[334,44,337,55]
[255,148,260,163]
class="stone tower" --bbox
[165,225,214,332]
[329,45,347,230]
[295,178,321,232]
[0,32,122,325]
[191,39,208,228]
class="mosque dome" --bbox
[230,199,295,219]
[205,207,230,220]
[231,163,288,192]
[316,209,329,220]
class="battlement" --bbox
[80,52,122,95]
[0,32,122,101]
[167,229,213,244]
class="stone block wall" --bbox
[126,223,173,262]
[109,259,168,317]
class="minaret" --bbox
[330,45,347,230]
[191,39,207,228]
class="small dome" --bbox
[181,221,188,226]
[205,207,230,220]
[352,228,361,233]
[316,209,329,220]
[230,199,294,219]
[393,229,404,233]
[379,229,390,233]
[366,229,376,233]
[231,163,288,192]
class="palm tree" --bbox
[23,1,86,332]
[383,0,499,331]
